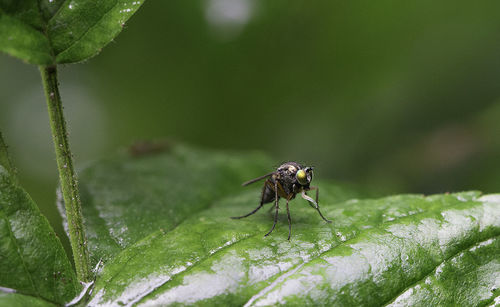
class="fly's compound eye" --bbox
[296,169,308,185]
[306,167,313,180]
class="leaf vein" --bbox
[382,234,500,306]
[54,0,121,59]
[0,211,39,299]
[132,233,261,306]
[243,196,492,305]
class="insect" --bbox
[231,162,331,240]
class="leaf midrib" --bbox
[0,211,39,299]
[4,0,123,64]
[53,0,121,59]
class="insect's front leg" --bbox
[303,187,332,223]
[306,185,320,205]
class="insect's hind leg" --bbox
[230,203,264,219]
[231,181,270,219]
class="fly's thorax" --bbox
[277,162,303,175]
[275,169,295,195]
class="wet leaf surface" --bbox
[0,166,79,305]
[77,146,500,306]
[0,0,145,64]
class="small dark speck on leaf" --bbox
[129,139,172,157]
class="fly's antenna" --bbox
[242,172,274,186]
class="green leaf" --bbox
[75,145,355,262]
[0,13,52,65]
[386,235,500,306]
[77,145,500,306]
[0,0,145,64]
[0,166,79,305]
[0,292,56,307]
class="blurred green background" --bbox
[2,0,500,248]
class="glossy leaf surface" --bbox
[0,0,144,64]
[73,145,357,262]
[0,166,79,305]
[76,146,500,306]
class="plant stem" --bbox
[40,65,91,282]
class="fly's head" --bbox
[296,166,313,187]
[276,162,313,192]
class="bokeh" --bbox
[2,0,500,247]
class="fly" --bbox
[231,162,331,240]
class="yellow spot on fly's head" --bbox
[296,169,307,185]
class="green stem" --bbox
[39,65,91,282]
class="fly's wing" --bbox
[241,172,275,186]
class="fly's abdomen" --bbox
[261,180,277,204]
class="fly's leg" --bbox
[286,197,292,240]
[316,203,332,223]
[303,187,332,223]
[230,203,263,219]
[231,181,269,219]
[265,180,280,237]
[315,186,319,204]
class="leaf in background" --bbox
[0,166,79,305]
[76,145,500,306]
[0,0,145,64]
[0,132,16,180]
